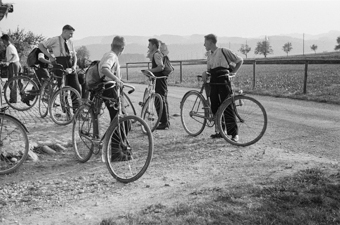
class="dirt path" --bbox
[1,84,340,225]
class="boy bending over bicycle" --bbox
[98,36,131,161]
[202,34,243,142]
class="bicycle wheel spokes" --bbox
[217,95,267,146]
[38,82,50,118]
[0,115,29,175]
[141,93,163,132]
[104,115,153,183]
[180,91,207,136]
[50,87,81,125]
[72,105,95,163]
[4,76,39,111]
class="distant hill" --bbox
[73,31,340,63]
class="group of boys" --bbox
[1,24,243,160]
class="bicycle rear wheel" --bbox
[0,114,29,175]
[180,91,208,136]
[216,95,267,146]
[123,92,136,116]
[103,115,153,183]
[72,104,95,163]
[3,76,39,111]
[49,86,81,125]
[141,93,163,132]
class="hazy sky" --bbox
[1,0,339,40]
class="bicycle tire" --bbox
[72,104,95,163]
[38,81,52,118]
[49,86,81,125]
[123,92,136,116]
[141,93,163,132]
[0,114,29,175]
[216,95,267,146]
[103,115,153,183]
[180,90,208,136]
[142,88,148,105]
[3,76,39,111]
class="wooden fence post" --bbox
[126,63,129,81]
[180,61,183,83]
[303,61,308,94]
[252,61,256,90]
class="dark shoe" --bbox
[9,99,17,103]
[156,123,169,130]
[210,133,223,139]
[22,98,31,106]
[111,151,131,162]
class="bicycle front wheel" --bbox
[0,114,29,175]
[123,92,136,116]
[4,76,39,111]
[103,115,153,183]
[49,86,81,125]
[180,91,207,136]
[216,95,267,147]
[39,81,52,118]
[141,93,163,132]
[72,104,95,163]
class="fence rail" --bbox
[125,59,340,94]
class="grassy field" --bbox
[101,168,340,225]
[122,63,340,104]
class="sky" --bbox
[1,0,340,41]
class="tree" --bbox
[310,44,318,54]
[282,42,293,56]
[76,46,90,69]
[239,44,251,58]
[254,40,273,58]
[334,37,340,51]
[0,27,45,63]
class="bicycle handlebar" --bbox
[101,80,135,94]
[141,70,168,79]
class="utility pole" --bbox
[303,33,305,56]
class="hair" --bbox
[62,24,75,31]
[111,36,125,49]
[148,38,160,49]
[1,34,10,42]
[204,34,217,44]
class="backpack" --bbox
[26,48,39,67]
[162,55,174,76]
[85,60,101,89]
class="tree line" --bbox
[238,37,340,58]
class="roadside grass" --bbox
[100,168,340,225]
[123,64,340,104]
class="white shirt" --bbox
[98,51,120,81]
[41,36,75,58]
[207,48,242,71]
[6,44,19,63]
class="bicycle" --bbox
[180,73,267,147]
[139,69,168,132]
[72,81,153,183]
[38,64,81,125]
[0,106,29,175]
[3,66,42,111]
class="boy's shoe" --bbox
[231,135,239,142]
[21,98,31,106]
[156,123,169,130]
[210,133,223,139]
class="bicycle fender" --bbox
[0,113,29,133]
